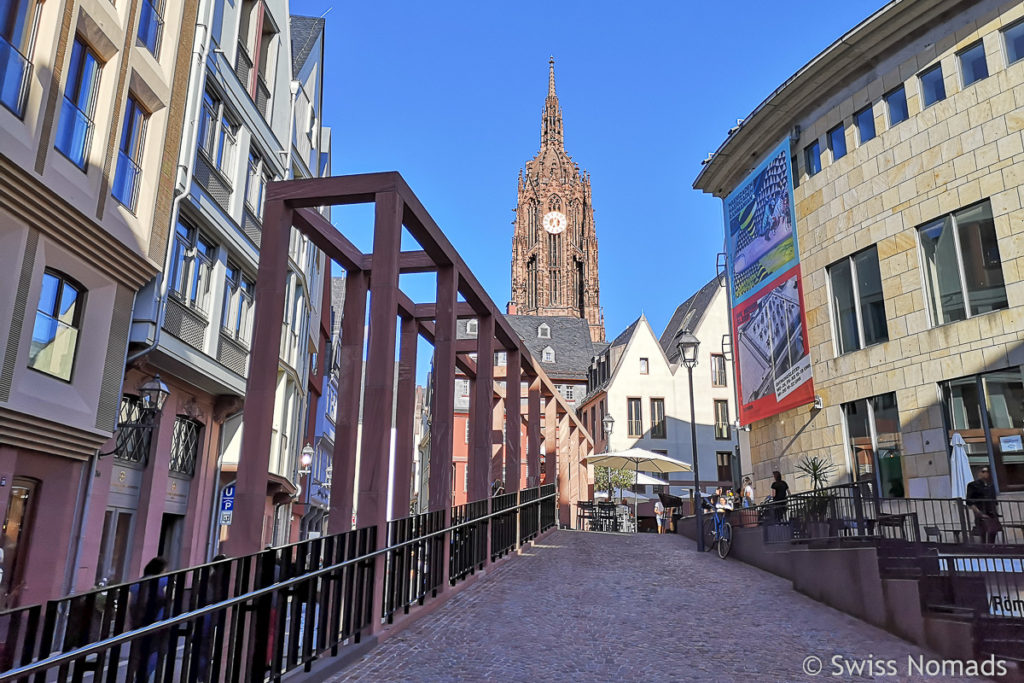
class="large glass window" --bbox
[843,393,904,497]
[828,246,888,354]
[169,416,202,476]
[711,353,727,387]
[55,37,101,168]
[804,140,821,176]
[0,479,36,609]
[136,0,164,57]
[627,397,642,437]
[855,105,875,145]
[919,200,1007,325]
[958,41,988,87]
[919,64,946,107]
[1005,18,1024,65]
[943,369,1024,491]
[0,0,39,117]
[168,220,215,313]
[245,150,270,217]
[221,263,254,345]
[650,398,666,439]
[28,270,83,381]
[198,90,238,178]
[885,86,908,127]
[112,95,147,210]
[714,400,730,440]
[828,123,847,161]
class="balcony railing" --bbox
[714,422,730,440]
[55,96,94,168]
[0,34,32,117]
[136,0,164,56]
[255,74,270,119]
[234,41,253,87]
[112,150,142,210]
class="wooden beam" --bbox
[391,315,418,519]
[413,301,476,321]
[505,348,521,492]
[293,207,365,273]
[267,171,401,208]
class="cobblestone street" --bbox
[332,530,981,682]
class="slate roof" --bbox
[289,16,325,78]
[659,273,724,363]
[505,315,596,381]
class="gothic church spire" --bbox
[542,56,563,149]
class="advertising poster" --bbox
[724,140,814,425]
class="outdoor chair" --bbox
[577,501,596,531]
[596,502,617,532]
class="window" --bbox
[28,270,84,381]
[828,247,888,354]
[169,416,202,476]
[639,357,649,375]
[55,37,100,168]
[919,64,946,107]
[465,319,478,335]
[464,463,469,492]
[627,398,642,437]
[542,346,554,363]
[843,393,903,497]
[114,395,152,464]
[198,91,238,178]
[958,41,988,87]
[828,123,846,161]
[562,384,575,401]
[112,95,147,210]
[803,139,821,176]
[791,155,799,188]
[1004,19,1024,65]
[245,150,271,217]
[221,264,255,345]
[494,351,507,366]
[650,398,666,439]
[0,0,40,116]
[855,105,876,144]
[885,86,908,126]
[918,200,1007,325]
[943,369,1024,490]
[465,417,469,444]
[137,0,164,56]
[711,354,727,387]
[717,452,733,483]
[714,400,730,440]
[168,220,215,313]
[537,323,550,339]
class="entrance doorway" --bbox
[1,479,38,608]
[158,513,184,570]
[96,509,134,585]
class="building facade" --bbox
[696,0,1024,500]
[510,59,605,342]
[0,0,198,607]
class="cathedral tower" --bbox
[510,58,605,342]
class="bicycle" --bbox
[701,498,733,559]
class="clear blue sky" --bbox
[291,0,882,346]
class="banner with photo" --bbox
[724,140,814,425]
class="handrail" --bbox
[0,490,556,680]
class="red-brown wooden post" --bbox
[543,392,557,486]
[526,377,541,488]
[504,348,521,492]
[391,314,418,519]
[328,269,367,535]
[358,191,404,632]
[429,265,458,587]
[468,314,493,503]
[227,199,290,555]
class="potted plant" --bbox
[795,456,837,537]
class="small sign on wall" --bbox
[1000,435,1023,453]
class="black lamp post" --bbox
[601,412,615,501]
[677,331,703,552]
[98,374,170,458]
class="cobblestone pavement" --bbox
[331,530,987,682]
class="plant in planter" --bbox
[796,455,838,521]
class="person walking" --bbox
[654,499,667,534]
[770,470,789,522]
[966,466,1002,543]
[742,477,755,508]
[128,557,169,683]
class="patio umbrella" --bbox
[950,432,973,499]
[594,488,653,502]
[584,449,692,530]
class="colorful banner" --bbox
[724,140,814,425]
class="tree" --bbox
[594,466,636,500]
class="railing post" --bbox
[358,190,404,633]
[852,481,866,537]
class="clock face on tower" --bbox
[542,211,567,234]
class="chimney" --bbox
[506,301,518,315]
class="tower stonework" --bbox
[510,58,605,342]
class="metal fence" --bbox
[0,486,557,682]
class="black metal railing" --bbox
[519,487,540,545]
[449,500,487,585]
[382,510,444,623]
[490,491,519,560]
[540,483,556,532]
[0,487,558,681]
[918,553,1024,619]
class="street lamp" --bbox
[601,413,615,453]
[677,330,704,552]
[98,374,170,459]
[299,444,315,477]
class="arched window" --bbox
[28,269,85,382]
[549,195,562,212]
[542,346,555,363]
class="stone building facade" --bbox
[696,0,1024,499]
[510,59,605,342]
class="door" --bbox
[0,479,38,608]
[158,513,184,570]
[95,509,134,585]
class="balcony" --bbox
[54,96,94,169]
[112,151,141,211]
[0,34,32,117]
[136,0,164,57]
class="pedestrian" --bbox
[966,466,1002,543]
[194,554,229,683]
[770,470,789,522]
[128,557,169,683]
[654,499,666,534]
[742,477,755,508]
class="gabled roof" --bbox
[609,318,641,348]
[289,15,325,78]
[660,273,724,363]
[505,315,596,381]
[581,314,674,406]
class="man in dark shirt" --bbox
[966,466,1001,543]
[770,470,789,522]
